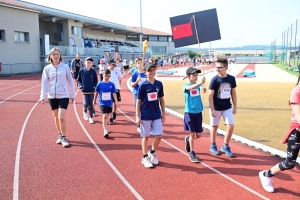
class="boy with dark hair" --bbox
[77,57,98,124]
[136,62,166,168]
[93,69,118,138]
[183,67,206,162]
[208,58,237,157]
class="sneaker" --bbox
[89,118,94,124]
[108,118,114,125]
[185,136,191,152]
[113,112,117,120]
[137,125,141,133]
[141,156,153,168]
[61,136,70,147]
[83,111,88,121]
[106,129,111,134]
[259,171,274,193]
[104,130,109,138]
[93,112,97,117]
[148,151,159,165]
[189,152,200,163]
[221,145,234,157]
[56,134,63,144]
[210,144,220,156]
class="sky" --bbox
[23,0,300,49]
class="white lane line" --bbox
[13,89,22,91]
[0,81,36,91]
[118,108,270,200]
[0,85,40,104]
[73,91,143,200]
[13,101,39,200]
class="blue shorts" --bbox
[184,112,203,133]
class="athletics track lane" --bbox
[1,74,300,199]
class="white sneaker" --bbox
[56,134,62,144]
[141,157,153,168]
[259,171,274,193]
[137,126,141,133]
[148,151,159,165]
[83,111,88,121]
[106,129,111,134]
[61,136,70,147]
[104,130,109,138]
[89,118,94,124]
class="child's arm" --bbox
[131,75,141,88]
[159,97,166,123]
[93,92,98,105]
[112,93,119,107]
[208,89,216,117]
[136,99,142,125]
[77,70,83,89]
[231,88,237,114]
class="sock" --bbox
[212,142,216,146]
[190,150,195,154]
[150,149,155,154]
[223,143,228,148]
[143,154,148,158]
[264,169,275,177]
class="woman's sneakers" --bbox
[56,134,70,147]
[259,171,274,193]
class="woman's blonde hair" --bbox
[46,47,63,63]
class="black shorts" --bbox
[100,105,112,114]
[124,66,129,70]
[48,98,69,110]
[112,90,121,102]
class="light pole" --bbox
[140,0,142,49]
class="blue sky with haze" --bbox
[24,0,300,48]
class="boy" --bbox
[131,58,147,132]
[208,58,237,157]
[136,62,166,168]
[93,69,118,138]
[107,58,123,124]
[183,67,206,162]
[128,58,138,75]
[98,59,106,81]
[77,57,98,124]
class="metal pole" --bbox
[294,19,298,67]
[11,63,13,76]
[139,0,142,50]
[32,63,34,74]
[289,24,293,66]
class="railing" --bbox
[0,62,48,77]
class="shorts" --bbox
[124,66,129,70]
[133,94,138,108]
[112,89,121,102]
[100,105,112,114]
[48,98,69,110]
[140,119,163,137]
[184,112,203,133]
[209,108,234,126]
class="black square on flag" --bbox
[170,8,221,48]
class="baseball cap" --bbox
[143,62,157,71]
[85,57,94,62]
[186,67,201,75]
[108,59,116,65]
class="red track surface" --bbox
[236,64,256,78]
[0,74,300,200]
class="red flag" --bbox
[171,23,193,39]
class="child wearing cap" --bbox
[93,68,118,138]
[136,62,166,168]
[77,57,98,124]
[208,58,237,157]
[183,67,206,162]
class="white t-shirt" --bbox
[108,67,123,89]
[99,64,106,74]
[116,62,123,73]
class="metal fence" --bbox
[0,62,48,77]
[270,17,300,67]
[235,56,270,64]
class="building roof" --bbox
[0,0,40,12]
[126,26,172,36]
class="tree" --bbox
[187,50,198,59]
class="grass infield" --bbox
[161,79,295,152]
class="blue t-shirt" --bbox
[183,82,203,114]
[137,79,164,120]
[131,71,147,95]
[95,81,116,107]
[209,74,237,111]
[129,67,137,74]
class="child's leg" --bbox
[102,113,108,131]
[222,108,235,144]
[88,94,94,119]
[150,119,163,151]
[142,137,149,155]
[83,94,88,113]
[209,109,222,143]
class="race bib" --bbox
[220,88,231,99]
[102,92,111,100]
[190,89,199,97]
[147,92,157,101]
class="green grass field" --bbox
[161,79,295,152]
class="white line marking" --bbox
[73,90,143,200]
[0,81,36,91]
[0,85,40,104]
[13,101,39,200]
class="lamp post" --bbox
[140,0,142,49]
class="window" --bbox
[168,37,173,42]
[71,26,82,37]
[0,30,5,41]
[126,35,138,41]
[149,36,158,41]
[14,32,29,42]
[152,46,166,53]
[159,36,167,42]
[142,35,148,40]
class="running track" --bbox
[0,74,299,200]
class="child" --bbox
[77,57,98,124]
[208,58,237,157]
[98,59,106,81]
[93,69,118,138]
[259,79,300,193]
[128,58,138,75]
[136,62,166,168]
[183,67,206,162]
[131,58,147,132]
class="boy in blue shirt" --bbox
[136,62,166,168]
[208,58,237,157]
[183,67,206,162]
[77,57,98,124]
[93,69,118,138]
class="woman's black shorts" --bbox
[48,98,69,110]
